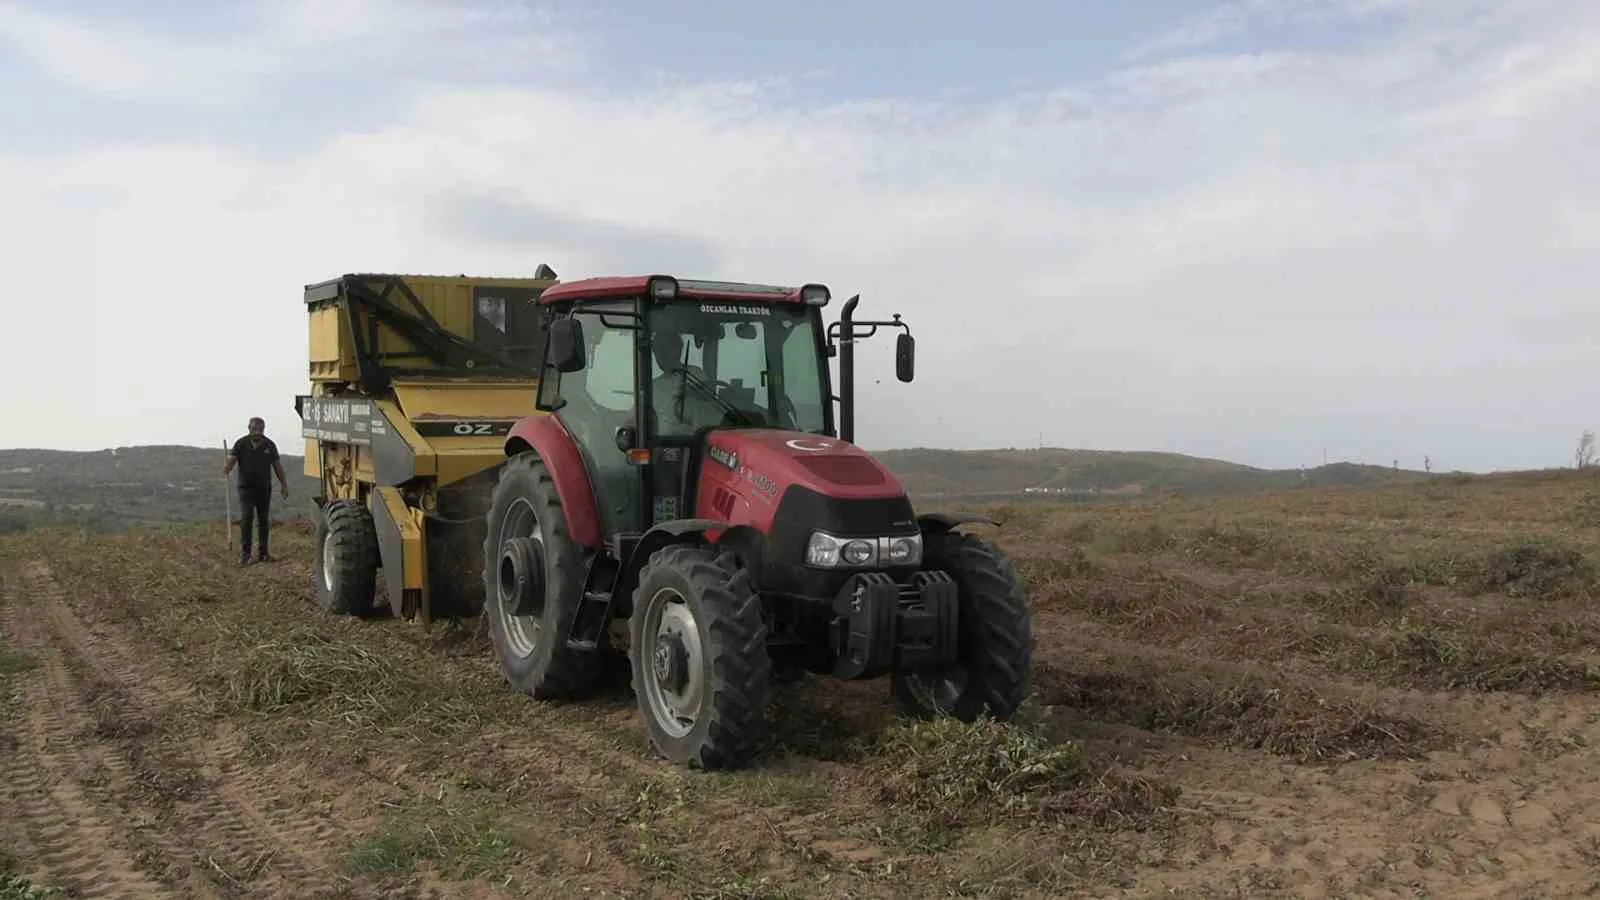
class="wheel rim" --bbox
[494,497,545,658]
[639,586,704,739]
[321,523,336,593]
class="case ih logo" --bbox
[707,445,739,470]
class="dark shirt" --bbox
[231,436,280,489]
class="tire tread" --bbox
[481,452,600,700]
[893,531,1033,721]
[318,499,379,617]
[631,543,771,770]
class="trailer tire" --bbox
[313,499,380,617]
[630,544,771,770]
[482,451,601,700]
[890,531,1033,722]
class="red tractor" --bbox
[482,275,1033,769]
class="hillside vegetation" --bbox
[1,443,1421,531]
[876,446,1424,497]
[0,445,322,532]
[2,467,1599,896]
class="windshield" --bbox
[647,300,827,438]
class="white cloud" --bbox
[1,1,1598,471]
[0,0,582,110]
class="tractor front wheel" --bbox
[630,544,771,769]
[313,499,379,617]
[891,531,1033,721]
[481,451,601,700]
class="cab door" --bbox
[537,306,645,540]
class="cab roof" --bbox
[538,275,821,305]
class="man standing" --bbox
[223,417,289,565]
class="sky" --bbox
[1,0,1597,473]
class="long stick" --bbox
[224,438,233,550]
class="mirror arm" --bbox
[829,310,914,443]
[826,319,909,345]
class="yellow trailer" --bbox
[294,266,559,622]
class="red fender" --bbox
[503,415,604,549]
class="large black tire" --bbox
[312,499,379,617]
[629,544,771,769]
[480,451,601,700]
[891,531,1033,721]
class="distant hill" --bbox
[872,447,1428,499]
[0,445,321,532]
[0,442,1428,531]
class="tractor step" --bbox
[566,590,613,651]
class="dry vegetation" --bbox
[4,468,1600,898]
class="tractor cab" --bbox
[531,275,913,541]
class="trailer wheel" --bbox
[313,499,379,617]
[482,451,601,699]
[629,544,771,770]
[891,531,1033,722]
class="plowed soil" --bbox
[4,469,1600,898]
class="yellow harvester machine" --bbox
[294,266,559,621]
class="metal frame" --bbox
[826,295,913,444]
[307,274,543,394]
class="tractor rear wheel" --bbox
[481,451,601,700]
[629,544,771,769]
[313,499,379,617]
[891,531,1032,721]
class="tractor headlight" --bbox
[841,540,875,565]
[806,532,845,567]
[805,531,921,568]
[886,535,922,566]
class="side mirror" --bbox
[895,333,915,383]
[548,317,586,373]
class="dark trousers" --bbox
[238,484,272,557]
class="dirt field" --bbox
[4,469,1600,898]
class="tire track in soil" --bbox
[33,547,805,894]
[461,686,905,887]
[400,653,903,890]
[20,558,359,899]
[1037,612,1600,898]
[45,543,903,895]
[0,570,188,899]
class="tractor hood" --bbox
[702,429,907,502]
